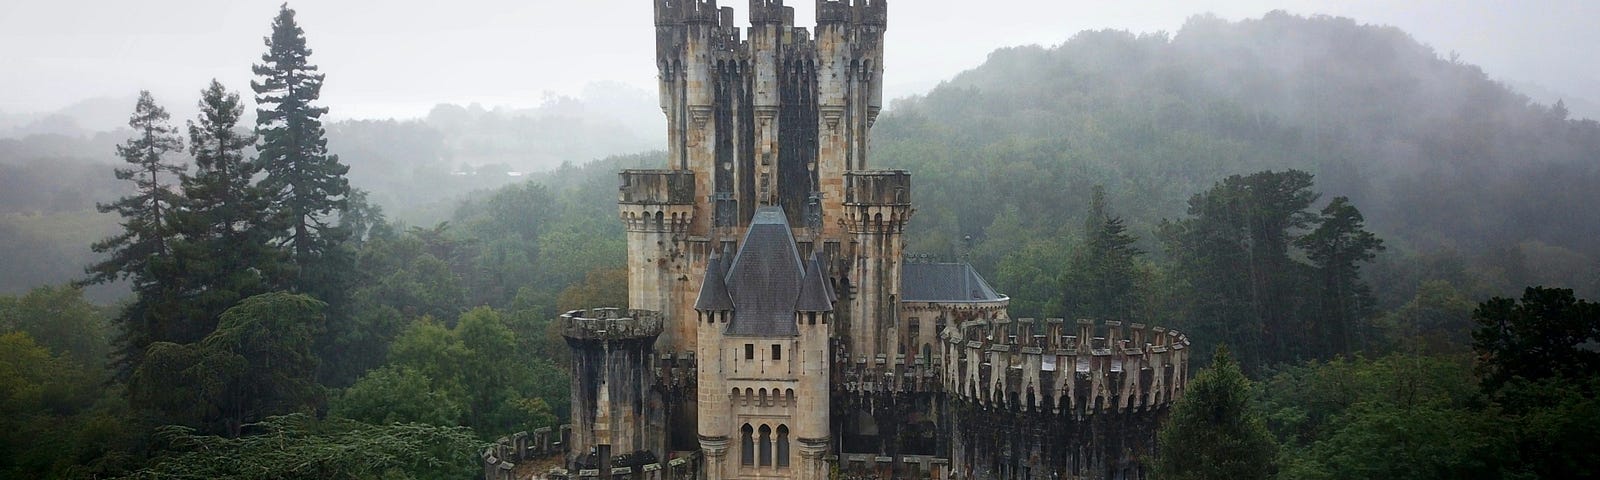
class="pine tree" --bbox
[171,80,285,338]
[1295,196,1384,356]
[1061,186,1145,321]
[84,91,187,379]
[1154,346,1276,480]
[252,3,351,289]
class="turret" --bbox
[693,255,734,480]
[842,171,911,358]
[793,253,833,480]
[619,170,696,350]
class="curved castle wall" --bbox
[942,319,1189,480]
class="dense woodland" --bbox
[2,8,1597,480]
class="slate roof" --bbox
[901,263,1004,303]
[723,208,804,337]
[694,254,734,311]
[796,253,835,313]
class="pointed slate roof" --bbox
[694,254,733,311]
[723,208,804,337]
[796,253,835,313]
[901,262,1005,303]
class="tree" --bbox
[131,292,326,437]
[1160,170,1319,368]
[172,80,284,342]
[124,414,483,480]
[1296,196,1384,355]
[252,4,352,287]
[332,366,465,427]
[1060,185,1146,321]
[1154,346,1276,480]
[84,91,188,379]
[0,285,108,363]
[1471,287,1600,392]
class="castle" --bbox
[505,2,1192,480]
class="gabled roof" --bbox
[796,253,835,313]
[724,208,804,337]
[694,254,733,311]
[901,262,1005,303]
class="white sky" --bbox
[1,0,1595,120]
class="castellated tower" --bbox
[536,2,1190,480]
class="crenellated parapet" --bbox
[656,0,722,25]
[832,351,944,395]
[620,170,697,234]
[941,318,1189,418]
[817,0,887,26]
[562,308,666,342]
[842,170,912,234]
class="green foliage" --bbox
[124,414,483,480]
[1060,186,1149,321]
[1377,280,1476,353]
[0,284,109,362]
[85,91,191,380]
[1297,197,1386,354]
[1154,346,1276,480]
[1471,287,1600,390]
[170,80,285,353]
[332,366,465,427]
[131,292,326,437]
[252,4,352,284]
[1255,353,1598,479]
[385,309,570,437]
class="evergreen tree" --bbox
[1160,170,1319,369]
[1060,186,1146,321]
[1296,196,1384,356]
[1154,346,1276,480]
[172,80,284,340]
[251,4,352,288]
[84,91,187,378]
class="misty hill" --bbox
[873,12,1600,300]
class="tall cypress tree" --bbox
[251,3,351,290]
[85,91,187,378]
[172,80,285,337]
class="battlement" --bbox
[818,0,887,26]
[560,308,665,341]
[942,318,1190,417]
[748,0,793,25]
[655,0,721,26]
[844,170,911,206]
[620,170,696,205]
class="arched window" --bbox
[786,389,795,407]
[758,425,773,467]
[759,389,767,407]
[740,424,754,466]
[777,425,791,468]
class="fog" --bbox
[1,0,1596,123]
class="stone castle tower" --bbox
[538,2,1193,480]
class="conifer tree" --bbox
[251,4,351,288]
[1061,185,1146,321]
[85,91,187,378]
[1154,346,1276,480]
[171,80,284,337]
[1296,196,1384,356]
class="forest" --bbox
[2,7,1597,480]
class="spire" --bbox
[695,254,734,311]
[797,253,834,312]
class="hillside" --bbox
[873,12,1600,303]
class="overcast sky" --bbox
[2,0,1595,120]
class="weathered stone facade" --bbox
[536,2,1192,480]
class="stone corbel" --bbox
[820,106,846,130]
[690,106,713,129]
[866,106,882,129]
